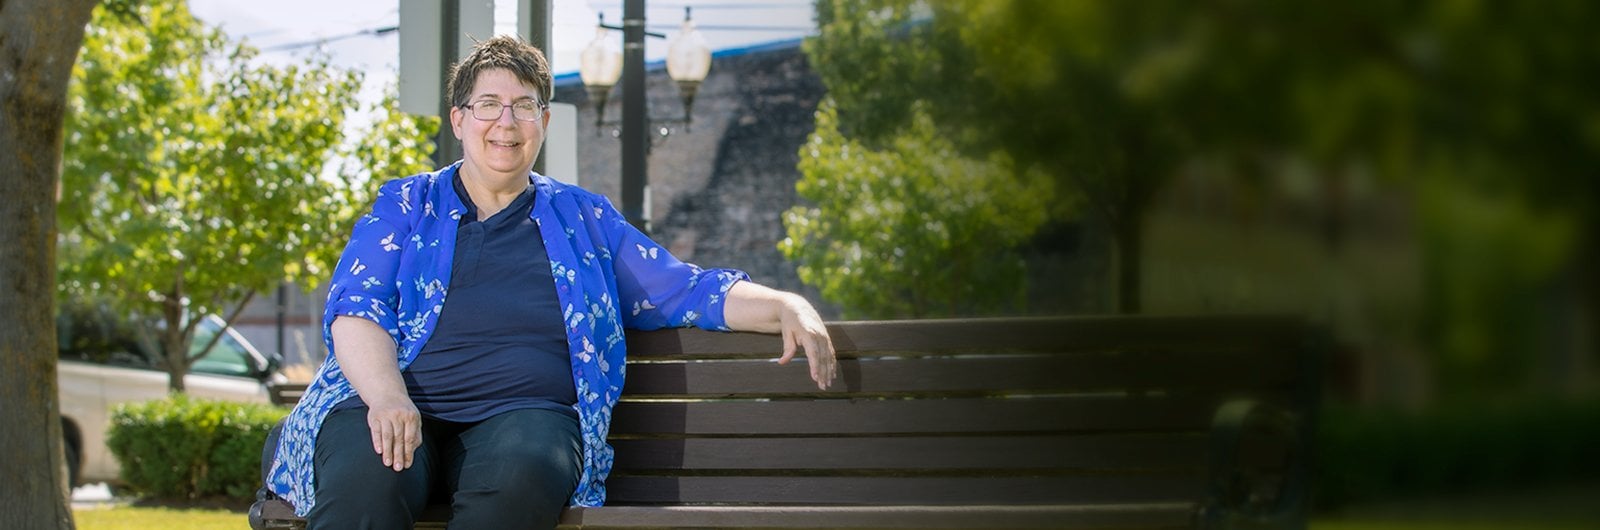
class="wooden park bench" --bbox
[251,315,1324,529]
[267,383,307,408]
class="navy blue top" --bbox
[335,175,576,421]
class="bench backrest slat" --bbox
[622,349,1301,396]
[604,475,1206,505]
[609,434,1208,471]
[611,397,1233,435]
[625,316,1309,356]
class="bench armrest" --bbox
[249,419,287,530]
[1197,399,1310,530]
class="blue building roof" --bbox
[552,36,805,87]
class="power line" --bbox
[259,25,398,53]
[645,24,811,32]
[588,2,810,9]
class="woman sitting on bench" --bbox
[262,35,836,530]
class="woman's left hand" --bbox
[724,282,838,390]
[774,294,837,390]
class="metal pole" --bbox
[621,0,649,233]
[434,2,463,167]
[520,0,552,175]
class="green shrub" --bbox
[107,394,287,500]
[1315,397,1600,509]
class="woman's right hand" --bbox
[330,315,420,472]
[366,397,421,471]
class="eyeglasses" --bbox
[461,100,547,122]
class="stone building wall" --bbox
[553,39,835,315]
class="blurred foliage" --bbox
[107,395,288,501]
[781,101,1056,318]
[805,0,1598,398]
[805,0,1202,312]
[1419,177,1580,401]
[1317,398,1600,509]
[335,88,440,192]
[809,0,1600,208]
[57,0,435,392]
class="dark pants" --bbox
[307,407,581,530]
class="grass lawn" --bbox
[74,505,241,529]
[1315,523,1594,530]
[1311,482,1600,530]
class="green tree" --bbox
[807,0,1192,313]
[57,0,436,392]
[1397,2,1600,397]
[337,90,440,193]
[781,101,1054,318]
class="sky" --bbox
[187,0,817,109]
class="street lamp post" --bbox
[621,0,648,231]
[580,2,711,234]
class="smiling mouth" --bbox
[489,140,521,148]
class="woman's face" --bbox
[450,68,548,182]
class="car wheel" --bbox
[64,436,81,488]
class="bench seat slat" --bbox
[558,504,1196,529]
[611,434,1208,471]
[603,475,1203,505]
[256,499,1195,529]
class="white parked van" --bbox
[56,308,283,486]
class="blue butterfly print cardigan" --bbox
[265,162,747,515]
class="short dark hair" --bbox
[446,35,552,107]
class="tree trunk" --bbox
[162,287,187,393]
[1113,167,1153,315]
[1320,167,1348,253]
[0,1,100,528]
[1586,220,1600,387]
[163,318,189,393]
[1114,204,1144,315]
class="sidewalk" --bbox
[70,483,125,510]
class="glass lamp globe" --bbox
[579,20,623,125]
[665,8,712,124]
